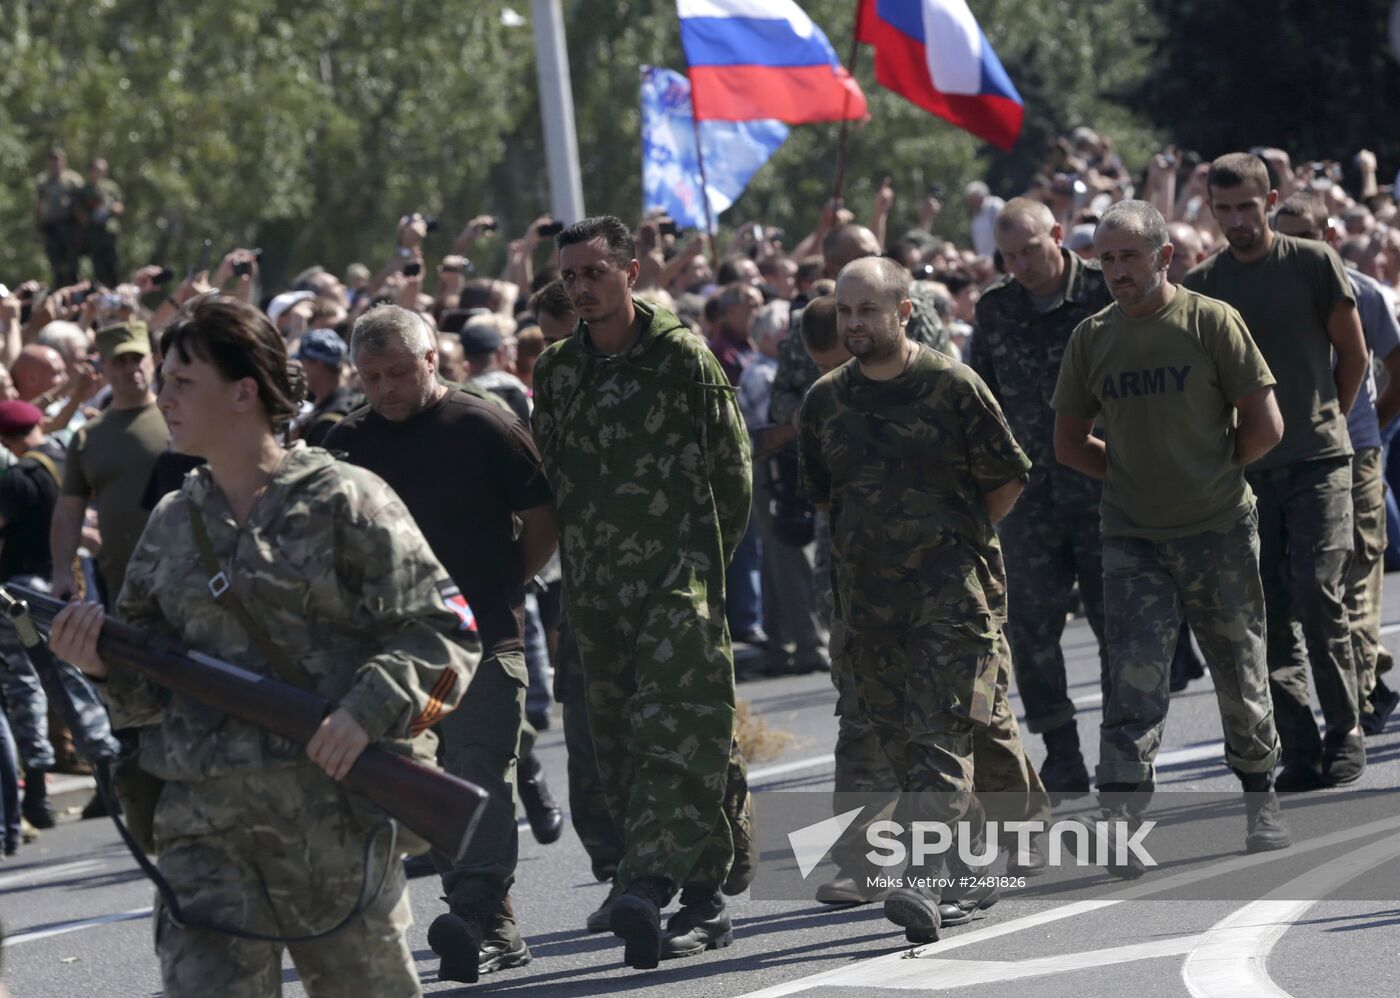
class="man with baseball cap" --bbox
[51,320,167,608]
[292,329,363,447]
[461,317,530,424]
[0,398,121,833]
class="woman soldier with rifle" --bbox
[50,295,481,998]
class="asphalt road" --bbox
[4,591,1400,997]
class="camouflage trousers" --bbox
[569,578,738,893]
[842,619,999,827]
[1342,448,1387,723]
[1098,511,1281,785]
[429,651,525,910]
[998,499,1108,734]
[0,576,121,771]
[557,614,751,888]
[827,619,1048,872]
[1247,458,1361,768]
[152,764,418,998]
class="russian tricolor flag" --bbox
[857,0,1023,150]
[678,0,868,124]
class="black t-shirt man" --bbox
[0,438,66,580]
[325,389,552,657]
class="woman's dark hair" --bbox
[159,295,306,430]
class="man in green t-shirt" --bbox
[1054,200,1291,874]
[800,257,1032,942]
[1181,153,1369,790]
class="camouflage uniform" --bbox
[970,251,1112,735]
[532,299,751,894]
[106,444,480,998]
[35,167,83,286]
[81,176,123,287]
[799,345,1032,835]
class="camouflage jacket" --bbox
[769,281,950,427]
[799,345,1031,633]
[106,444,480,782]
[532,299,752,605]
[970,251,1111,511]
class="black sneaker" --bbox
[518,750,564,845]
[427,904,485,984]
[1361,681,1399,736]
[661,887,734,959]
[610,876,672,970]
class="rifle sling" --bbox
[187,503,301,687]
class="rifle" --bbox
[0,584,487,861]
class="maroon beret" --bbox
[0,399,44,436]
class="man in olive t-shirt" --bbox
[1054,200,1291,871]
[1181,153,1369,789]
[51,322,168,606]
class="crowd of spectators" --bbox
[4,127,1400,855]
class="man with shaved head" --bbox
[800,256,1031,942]
[970,197,1113,799]
[1166,223,1207,284]
[10,344,66,405]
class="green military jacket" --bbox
[107,444,480,781]
[769,281,950,427]
[970,250,1112,511]
[532,298,752,604]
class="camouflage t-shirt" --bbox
[1052,288,1275,540]
[798,345,1031,633]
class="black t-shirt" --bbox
[0,439,66,580]
[140,450,206,511]
[325,389,552,655]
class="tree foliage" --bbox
[1,1,1385,289]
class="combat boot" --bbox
[1321,727,1365,786]
[587,881,623,933]
[480,894,532,973]
[1361,679,1398,735]
[936,878,1000,927]
[661,886,735,959]
[1238,772,1291,853]
[1083,782,1153,880]
[1005,830,1048,877]
[883,870,943,944]
[815,873,882,905]
[610,875,672,969]
[518,750,564,844]
[21,771,55,830]
[1039,724,1090,800]
[427,900,486,984]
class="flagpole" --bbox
[830,1,865,204]
[691,115,719,269]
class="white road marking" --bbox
[749,754,835,783]
[1181,830,1400,997]
[736,813,1400,997]
[5,906,153,946]
[0,858,107,891]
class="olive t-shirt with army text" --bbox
[1181,233,1354,470]
[798,345,1032,633]
[1052,288,1275,540]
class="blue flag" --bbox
[640,66,788,230]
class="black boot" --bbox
[610,876,672,969]
[661,885,735,959]
[480,894,532,973]
[518,750,564,845]
[22,771,55,830]
[587,881,623,933]
[1362,680,1399,736]
[1321,727,1365,786]
[1238,772,1291,853]
[1039,724,1090,800]
[815,873,882,905]
[1005,830,1048,877]
[427,900,486,984]
[1086,782,1153,880]
[884,866,943,944]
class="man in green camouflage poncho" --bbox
[532,216,751,969]
[800,257,1032,944]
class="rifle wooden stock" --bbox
[3,585,486,860]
